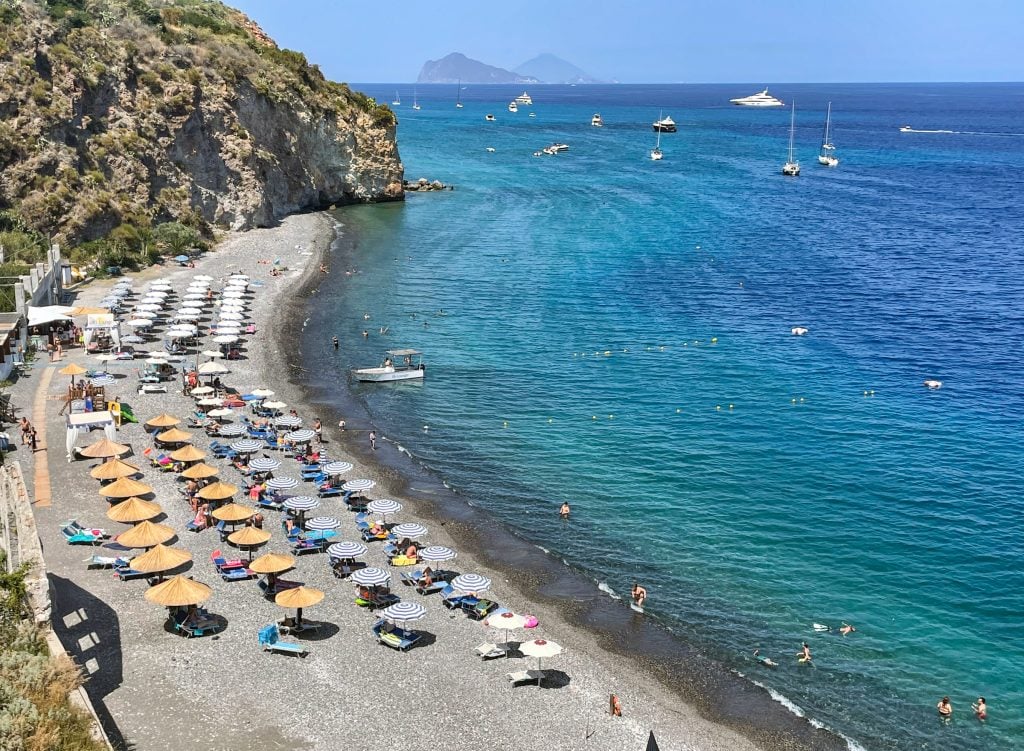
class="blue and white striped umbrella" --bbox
[381,601,427,623]
[266,476,298,491]
[390,523,428,540]
[419,546,457,563]
[285,429,316,444]
[342,478,375,493]
[451,573,491,593]
[283,496,319,512]
[274,415,302,428]
[351,567,391,586]
[306,516,339,531]
[248,457,280,472]
[218,424,247,437]
[327,541,367,559]
[322,461,353,476]
[90,375,115,387]
[231,439,263,453]
[367,499,403,516]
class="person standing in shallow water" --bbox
[937,696,953,720]
[332,336,339,350]
[559,502,570,518]
[369,430,376,450]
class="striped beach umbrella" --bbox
[218,424,247,437]
[452,573,491,593]
[391,523,428,540]
[285,429,316,444]
[251,388,275,398]
[419,546,457,563]
[343,478,375,493]
[230,439,262,453]
[265,477,298,491]
[351,567,391,587]
[367,499,403,517]
[322,461,353,476]
[306,516,339,531]
[283,496,319,512]
[327,541,367,560]
[248,457,280,472]
[381,601,426,623]
[90,375,115,387]
[274,415,302,428]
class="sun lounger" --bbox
[211,549,244,571]
[170,609,222,638]
[220,566,256,582]
[277,617,321,635]
[86,555,130,570]
[114,567,151,582]
[416,580,448,596]
[330,561,365,579]
[318,486,343,499]
[475,642,508,659]
[372,620,422,651]
[399,570,423,586]
[507,670,547,686]
[61,523,107,545]
[355,591,400,609]
[258,624,308,657]
[257,496,283,511]
[215,520,229,541]
[291,538,327,555]
[137,383,167,394]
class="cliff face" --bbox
[0,1,403,243]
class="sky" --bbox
[229,0,1023,83]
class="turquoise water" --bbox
[302,84,1024,750]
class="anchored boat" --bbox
[353,349,425,383]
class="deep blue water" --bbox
[302,84,1024,750]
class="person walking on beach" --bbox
[332,335,339,350]
[338,418,346,431]
[937,696,953,720]
[609,694,622,717]
[972,697,986,721]
[313,418,322,444]
[798,642,812,663]
[631,582,647,609]
[369,430,376,450]
[559,502,571,519]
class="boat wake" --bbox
[901,126,1024,136]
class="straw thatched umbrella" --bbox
[275,586,324,629]
[106,497,162,524]
[249,552,296,589]
[130,544,192,575]
[155,427,192,445]
[181,462,219,480]
[170,445,206,463]
[227,526,271,561]
[145,413,181,429]
[90,458,140,481]
[98,476,154,499]
[116,520,175,548]
[211,502,256,523]
[145,576,211,607]
[79,438,131,459]
[197,481,238,502]
[59,363,87,385]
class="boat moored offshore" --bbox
[730,88,785,107]
[352,349,425,383]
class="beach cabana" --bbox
[106,497,162,524]
[90,458,140,481]
[98,476,154,500]
[67,415,120,461]
[117,520,175,548]
[83,313,122,351]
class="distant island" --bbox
[417,52,605,84]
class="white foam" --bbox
[750,681,867,751]
[598,581,621,600]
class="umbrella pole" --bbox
[296,607,303,628]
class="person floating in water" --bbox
[798,642,812,663]
[753,649,777,667]
[937,696,953,720]
[559,502,570,519]
[839,623,856,636]
[631,582,647,609]
[332,335,339,350]
[972,697,986,721]
[319,263,328,273]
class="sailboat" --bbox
[412,90,421,111]
[391,91,400,106]
[782,102,800,176]
[651,112,664,160]
[455,80,463,109]
[817,101,838,167]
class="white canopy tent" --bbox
[83,313,121,350]
[65,410,117,462]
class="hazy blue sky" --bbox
[230,0,1022,83]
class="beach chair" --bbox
[290,537,327,556]
[507,670,546,686]
[318,486,343,500]
[475,642,508,659]
[114,566,151,582]
[389,554,418,567]
[416,579,448,596]
[463,598,499,621]
[399,569,423,587]
[257,496,283,511]
[330,561,365,579]
[86,554,130,570]
[258,625,308,657]
[372,620,422,652]
[356,590,400,610]
[220,566,256,582]
[211,549,244,572]
[215,520,229,541]
[440,585,472,610]
[277,616,321,635]
[61,522,107,545]
[172,609,222,638]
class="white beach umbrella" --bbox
[127,318,152,328]
[451,573,491,593]
[390,523,428,540]
[262,400,286,411]
[143,290,168,298]
[198,361,229,375]
[122,335,145,344]
[136,303,161,312]
[193,275,213,281]
[342,478,375,493]
[177,307,203,316]
[208,408,234,419]
[367,499,403,517]
[231,439,263,453]
[214,326,241,335]
[173,312,199,321]
[145,357,168,365]
[327,541,367,560]
[95,354,117,363]
[169,324,197,336]
[197,397,223,407]
[219,311,243,321]
[322,461,353,476]
[266,477,299,491]
[519,638,563,684]
[251,388,275,398]
[202,350,224,359]
[213,335,238,344]
[351,567,390,587]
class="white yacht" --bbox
[730,88,785,107]
[515,91,533,105]
[412,90,421,111]
[817,102,839,167]
[508,101,518,113]
[652,115,677,133]
[782,102,800,176]
[353,349,425,383]
[485,114,496,122]
[591,113,603,127]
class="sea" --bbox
[298,83,1024,750]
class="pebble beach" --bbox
[13,212,798,751]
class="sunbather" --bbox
[421,567,434,587]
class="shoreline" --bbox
[275,210,851,751]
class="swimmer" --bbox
[753,649,777,667]
[631,582,647,609]
[972,697,986,721]
[332,335,339,350]
[363,313,371,320]
[319,263,328,273]
[362,330,369,338]
[559,502,570,519]
[839,623,856,636]
[798,642,812,663]
[937,696,953,719]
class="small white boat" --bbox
[923,379,943,390]
[515,91,533,105]
[549,143,569,152]
[782,102,800,176]
[528,112,536,118]
[392,91,401,106]
[485,114,496,122]
[353,349,425,383]
[652,115,677,133]
[651,111,665,160]
[412,90,421,111]
[791,327,808,336]
[731,88,785,107]
[591,113,603,127]
[508,101,518,113]
[818,102,839,167]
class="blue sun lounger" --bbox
[373,620,422,651]
[259,624,308,657]
[61,522,108,545]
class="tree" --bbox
[152,221,198,256]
